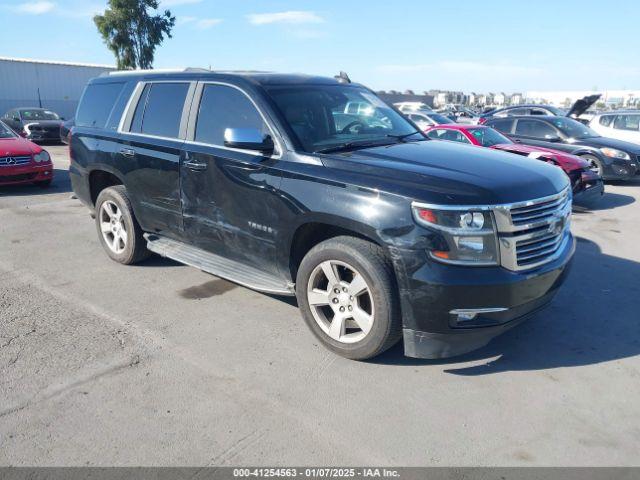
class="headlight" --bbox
[600,147,630,160]
[412,204,499,266]
[33,151,50,163]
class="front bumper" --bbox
[0,163,53,186]
[393,234,575,359]
[573,178,604,207]
[602,157,638,180]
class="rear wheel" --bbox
[296,236,401,360]
[95,185,150,265]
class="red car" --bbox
[0,120,53,188]
[425,124,604,206]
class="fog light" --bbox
[457,312,478,322]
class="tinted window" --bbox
[515,119,558,139]
[76,82,125,128]
[20,109,60,121]
[135,83,189,138]
[550,118,599,139]
[613,114,640,131]
[469,127,512,147]
[505,108,527,116]
[427,129,470,143]
[195,84,268,145]
[130,84,151,133]
[599,115,614,127]
[489,118,515,134]
[0,121,16,138]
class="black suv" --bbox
[70,70,574,360]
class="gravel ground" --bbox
[1,145,639,466]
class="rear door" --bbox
[512,118,562,146]
[180,82,285,274]
[612,114,640,143]
[117,81,195,236]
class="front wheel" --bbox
[581,154,603,177]
[296,236,401,360]
[95,185,150,265]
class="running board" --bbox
[144,234,295,296]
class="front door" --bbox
[180,82,285,276]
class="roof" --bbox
[98,69,347,86]
[0,56,115,69]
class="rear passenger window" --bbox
[130,83,189,138]
[515,119,557,138]
[76,82,125,128]
[489,118,514,134]
[613,115,640,131]
[194,84,268,145]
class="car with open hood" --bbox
[485,115,639,180]
[1,107,65,143]
[478,95,601,125]
[70,69,574,361]
[425,124,604,206]
[0,120,53,187]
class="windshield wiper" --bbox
[314,139,396,154]
[386,130,424,142]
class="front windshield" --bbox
[20,109,60,121]
[266,85,421,153]
[0,121,16,138]
[468,127,512,147]
[551,117,599,139]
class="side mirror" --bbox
[13,116,20,122]
[224,128,274,153]
[545,135,562,142]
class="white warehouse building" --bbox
[0,57,115,120]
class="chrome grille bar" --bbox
[0,155,32,167]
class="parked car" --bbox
[438,105,480,124]
[0,120,53,188]
[394,102,434,113]
[485,116,640,180]
[405,111,454,130]
[70,70,574,360]
[1,107,64,143]
[479,95,600,124]
[425,124,604,205]
[60,118,74,144]
[589,111,640,145]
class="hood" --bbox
[567,94,601,118]
[0,137,38,156]
[491,143,589,172]
[574,135,640,154]
[320,141,568,206]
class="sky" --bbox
[0,0,639,93]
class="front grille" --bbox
[0,155,31,167]
[494,187,572,271]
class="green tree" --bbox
[94,0,175,70]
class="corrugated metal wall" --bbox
[0,59,115,120]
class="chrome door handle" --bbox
[185,160,207,171]
[120,148,135,158]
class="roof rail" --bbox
[102,67,212,77]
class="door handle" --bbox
[120,148,135,158]
[185,160,207,171]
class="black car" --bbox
[1,107,64,142]
[485,115,640,180]
[60,118,74,144]
[70,70,574,360]
[479,95,601,124]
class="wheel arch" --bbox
[88,166,125,207]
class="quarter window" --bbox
[130,82,189,138]
[599,115,614,127]
[76,82,125,128]
[194,84,269,146]
[515,119,558,139]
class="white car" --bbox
[405,111,455,131]
[589,111,640,145]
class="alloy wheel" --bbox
[99,200,128,254]
[306,260,375,344]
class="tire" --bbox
[581,154,603,177]
[95,185,151,265]
[34,180,52,188]
[296,236,402,360]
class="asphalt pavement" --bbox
[1,145,639,466]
